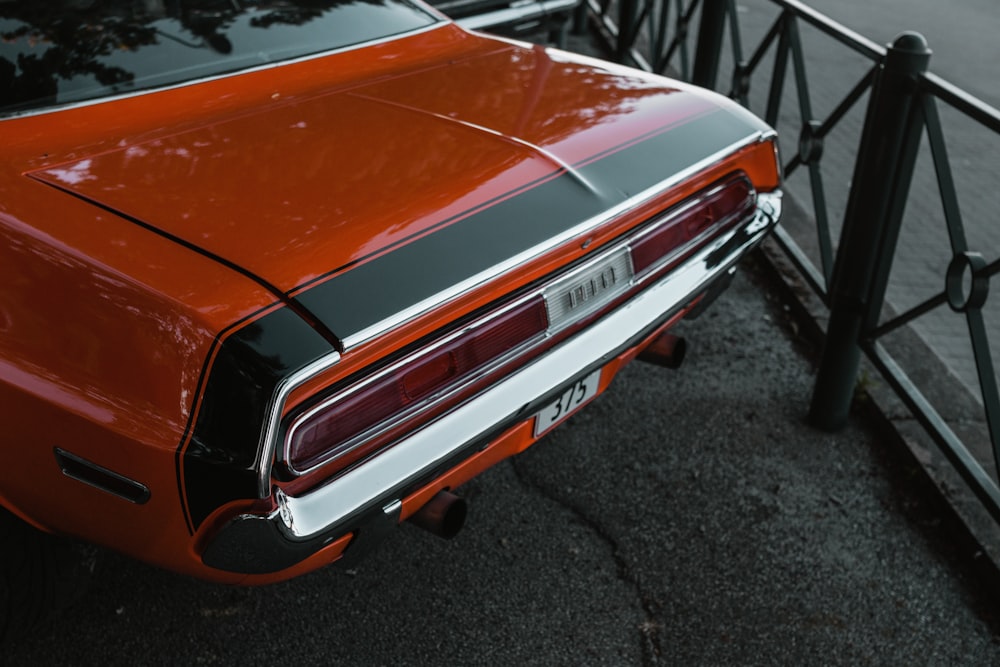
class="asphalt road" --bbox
[6,256,1000,665]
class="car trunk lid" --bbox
[27,42,766,343]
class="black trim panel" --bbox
[182,307,333,529]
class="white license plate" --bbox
[533,368,602,437]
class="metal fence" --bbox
[581,0,1000,525]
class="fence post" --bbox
[691,0,727,89]
[808,33,932,430]
[616,0,639,61]
[572,0,588,35]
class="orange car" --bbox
[0,0,780,627]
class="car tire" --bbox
[0,508,93,644]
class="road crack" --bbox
[509,457,664,665]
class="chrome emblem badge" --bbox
[543,248,634,331]
[568,265,620,309]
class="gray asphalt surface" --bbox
[6,256,1000,665]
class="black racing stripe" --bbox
[294,109,755,340]
[182,306,333,530]
[298,170,605,337]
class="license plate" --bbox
[533,368,602,437]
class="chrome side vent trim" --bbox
[54,448,151,504]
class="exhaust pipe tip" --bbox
[638,332,687,369]
[409,490,467,539]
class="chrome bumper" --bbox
[202,192,781,574]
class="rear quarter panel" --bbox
[0,173,278,579]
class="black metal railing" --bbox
[583,0,1000,524]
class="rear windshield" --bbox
[0,0,439,115]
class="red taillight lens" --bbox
[630,174,755,275]
[402,353,457,399]
[287,297,549,474]
[286,172,758,477]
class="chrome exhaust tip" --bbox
[409,490,467,539]
[637,332,687,369]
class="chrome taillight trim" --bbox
[270,191,780,538]
[282,242,636,479]
[281,175,749,479]
[255,352,342,497]
[627,174,756,279]
[256,167,771,495]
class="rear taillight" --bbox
[630,174,754,276]
[286,297,549,474]
[284,172,757,478]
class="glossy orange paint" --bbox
[0,176,279,578]
[0,22,780,582]
[27,31,727,296]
